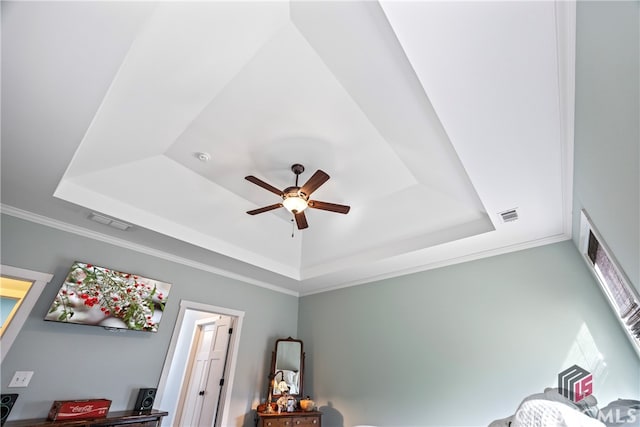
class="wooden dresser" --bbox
[3,409,168,427]
[256,410,321,427]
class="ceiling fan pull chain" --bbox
[291,218,295,238]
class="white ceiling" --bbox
[1,0,575,295]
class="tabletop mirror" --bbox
[269,337,305,399]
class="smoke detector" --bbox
[195,152,211,162]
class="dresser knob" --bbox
[313,421,317,424]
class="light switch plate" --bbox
[8,371,33,387]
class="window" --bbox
[579,210,640,358]
[0,265,53,362]
[1,278,32,332]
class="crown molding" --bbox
[1,204,299,297]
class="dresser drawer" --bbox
[262,419,289,427]
[292,415,320,426]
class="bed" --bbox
[488,388,639,427]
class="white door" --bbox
[179,315,232,427]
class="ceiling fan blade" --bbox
[294,211,309,229]
[300,170,330,196]
[245,175,283,196]
[247,203,283,215]
[308,200,351,214]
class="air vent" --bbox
[499,208,519,223]
[88,212,132,231]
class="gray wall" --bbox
[0,214,297,425]
[572,0,639,291]
[298,241,640,427]
[298,3,640,426]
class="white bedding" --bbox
[511,400,606,427]
[488,389,639,427]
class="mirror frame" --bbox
[269,337,305,399]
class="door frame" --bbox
[156,300,244,427]
[177,315,231,426]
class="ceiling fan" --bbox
[245,164,350,230]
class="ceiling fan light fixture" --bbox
[282,193,308,213]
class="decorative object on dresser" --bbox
[3,409,168,427]
[299,397,315,412]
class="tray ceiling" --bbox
[1,0,575,295]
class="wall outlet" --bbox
[8,371,33,388]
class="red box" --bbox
[47,399,111,421]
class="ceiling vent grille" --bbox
[88,212,132,231]
[499,208,519,223]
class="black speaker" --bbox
[0,394,18,425]
[134,388,156,412]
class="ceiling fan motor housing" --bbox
[283,187,308,199]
